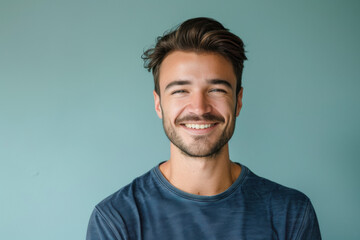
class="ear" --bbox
[235,87,243,117]
[153,90,162,119]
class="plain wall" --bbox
[1,0,359,239]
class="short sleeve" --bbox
[296,199,322,240]
[86,207,123,240]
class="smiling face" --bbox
[154,51,243,158]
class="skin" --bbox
[154,51,243,196]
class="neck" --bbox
[159,143,241,196]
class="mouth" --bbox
[183,123,216,130]
[176,113,224,134]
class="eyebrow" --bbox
[165,80,191,91]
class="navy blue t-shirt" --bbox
[86,163,321,240]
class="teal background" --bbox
[1,0,359,239]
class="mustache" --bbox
[175,113,225,124]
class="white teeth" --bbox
[184,124,213,129]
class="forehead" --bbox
[158,51,236,90]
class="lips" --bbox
[176,113,224,133]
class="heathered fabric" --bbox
[86,163,321,240]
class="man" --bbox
[86,17,321,239]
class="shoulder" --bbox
[242,167,321,239]
[86,169,155,239]
[96,169,154,214]
[242,167,310,206]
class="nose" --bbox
[188,92,212,115]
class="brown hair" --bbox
[142,17,247,96]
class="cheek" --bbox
[162,101,184,120]
[213,100,235,116]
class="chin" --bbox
[178,143,226,158]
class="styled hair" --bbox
[142,17,247,96]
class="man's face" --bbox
[154,51,243,158]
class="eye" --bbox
[171,90,187,95]
[210,88,227,93]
